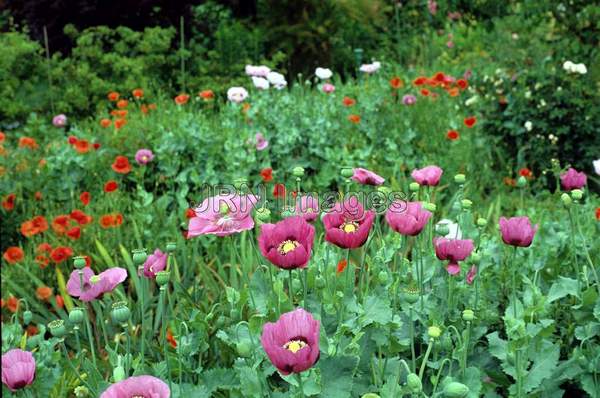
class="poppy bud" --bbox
[406,373,422,392]
[111,302,131,325]
[443,382,469,397]
[292,166,305,177]
[236,341,252,358]
[315,276,326,289]
[517,176,527,187]
[166,242,177,253]
[461,199,472,209]
[112,364,126,382]
[340,167,354,178]
[132,249,148,266]
[470,251,481,264]
[476,218,487,227]
[48,319,66,338]
[255,207,271,225]
[361,394,381,398]
[378,271,388,283]
[436,224,450,236]
[74,386,90,397]
[571,189,583,200]
[69,307,85,324]
[454,174,466,184]
[462,309,475,321]
[560,193,572,207]
[428,326,441,339]
[73,256,87,269]
[409,182,420,192]
[156,271,170,289]
[401,286,420,304]
[23,310,32,324]
[423,202,437,212]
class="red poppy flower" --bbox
[519,168,533,178]
[389,77,403,89]
[104,180,118,192]
[100,214,114,228]
[7,296,19,313]
[68,136,78,145]
[37,243,52,253]
[596,208,600,221]
[132,89,144,98]
[93,143,100,150]
[433,72,446,82]
[66,227,81,240]
[100,118,112,128]
[413,76,428,86]
[74,139,91,154]
[336,259,348,275]
[80,192,91,206]
[108,91,120,101]
[2,193,15,211]
[52,215,71,234]
[3,247,24,264]
[174,94,190,105]
[34,191,42,201]
[50,246,73,264]
[70,209,93,225]
[342,97,356,107]
[114,213,123,226]
[55,295,64,309]
[116,99,129,109]
[36,286,53,301]
[166,328,177,348]
[273,184,286,198]
[261,167,273,182]
[447,130,460,140]
[0,131,5,144]
[464,116,477,128]
[115,118,127,129]
[22,216,48,237]
[456,79,468,89]
[18,137,38,149]
[199,90,214,100]
[420,88,430,96]
[35,255,50,268]
[447,87,459,97]
[26,325,38,336]
[348,114,361,124]
[112,156,131,174]
[185,208,196,219]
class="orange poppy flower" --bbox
[456,79,468,89]
[337,259,348,274]
[112,156,131,174]
[115,118,127,129]
[260,168,273,182]
[140,104,149,114]
[100,214,114,228]
[7,296,19,313]
[132,89,144,98]
[420,88,430,96]
[70,209,92,225]
[447,130,459,140]
[36,286,53,301]
[503,177,516,187]
[342,97,356,107]
[242,103,251,113]
[37,243,52,253]
[100,118,112,128]
[35,255,50,268]
[199,90,214,100]
[50,246,73,264]
[3,247,24,264]
[108,91,120,101]
[148,103,157,110]
[55,295,64,308]
[52,215,71,234]
[348,114,361,124]
[34,191,43,201]
[389,77,403,89]
[174,94,190,105]
[18,137,38,150]
[2,193,16,211]
[166,328,177,348]
[74,139,91,154]
[447,87,459,97]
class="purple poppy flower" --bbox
[66,267,127,301]
[322,198,375,249]
[434,237,474,275]
[402,94,417,105]
[143,249,168,278]
[385,201,432,236]
[100,375,170,398]
[560,168,587,191]
[351,168,385,186]
[52,114,67,127]
[256,133,269,151]
[258,216,315,270]
[1,349,36,392]
[499,216,538,247]
[411,165,443,186]
[135,149,154,165]
[466,265,477,285]
[261,308,320,375]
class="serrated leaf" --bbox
[199,367,240,393]
[320,355,359,398]
[362,294,392,326]
[463,366,482,398]
[523,341,560,393]
[547,276,579,302]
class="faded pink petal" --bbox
[188,194,259,238]
[499,216,538,247]
[560,168,587,191]
[351,168,385,186]
[386,201,431,236]
[1,349,36,392]
[100,375,170,398]
[411,165,443,186]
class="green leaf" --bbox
[198,368,240,394]
[547,276,579,302]
[486,332,507,361]
[95,239,116,267]
[462,367,482,398]
[523,341,560,393]
[362,293,392,326]
[320,355,359,398]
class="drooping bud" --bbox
[423,202,437,212]
[571,189,583,201]
[461,199,472,209]
[74,386,90,397]
[409,182,420,192]
[443,382,470,397]
[476,217,487,227]
[23,310,32,325]
[561,193,572,207]
[236,341,252,358]
[340,167,354,179]
[406,373,422,393]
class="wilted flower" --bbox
[322,198,375,249]
[402,94,417,105]
[315,67,333,80]
[66,267,127,301]
[100,375,170,398]
[267,72,287,89]
[434,238,474,275]
[143,249,168,278]
[261,308,320,375]
[252,77,270,90]
[52,114,67,127]
[359,61,381,74]
[322,83,335,94]
[498,216,538,247]
[255,133,269,151]
[386,201,432,236]
[227,87,249,103]
[1,349,36,391]
[187,194,259,237]
[351,168,385,186]
[135,149,154,165]
[411,165,443,186]
[560,168,587,191]
[296,196,320,222]
[258,216,315,269]
[245,65,271,77]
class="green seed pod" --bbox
[340,167,354,178]
[236,341,252,358]
[378,271,388,284]
[461,199,473,209]
[443,382,470,397]
[156,271,171,288]
[409,182,420,192]
[315,276,326,289]
[132,249,147,266]
[423,202,437,212]
[69,307,85,324]
[281,206,296,218]
[112,365,126,382]
[406,373,422,393]
[361,394,381,398]
[401,286,420,304]
[436,224,450,236]
[73,256,86,269]
[561,193,572,207]
[516,176,527,187]
[454,174,466,184]
[255,207,271,224]
[292,166,305,177]
[111,302,131,325]
[377,186,392,195]
[48,319,66,338]
[470,251,481,264]
[462,309,475,321]
[166,242,176,253]
[23,310,32,325]
[571,189,583,200]
[476,217,487,227]
[74,386,90,398]
[428,326,442,339]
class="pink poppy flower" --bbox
[322,83,335,94]
[143,249,168,278]
[258,216,315,269]
[322,198,375,249]
[52,114,67,127]
[434,237,474,275]
[560,168,587,191]
[411,165,443,186]
[135,149,154,165]
[261,308,320,375]
[498,216,538,247]
[296,195,320,222]
[1,349,36,391]
[255,133,269,151]
[402,94,417,105]
[66,267,127,301]
[100,375,170,398]
[385,201,432,236]
[187,194,259,238]
[466,266,477,284]
[351,168,385,186]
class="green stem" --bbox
[567,209,582,293]
[139,272,146,362]
[160,287,172,392]
[461,321,471,377]
[296,372,305,397]
[288,269,294,308]
[418,338,434,380]
[61,342,96,395]
[409,305,416,372]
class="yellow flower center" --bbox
[278,240,300,255]
[340,221,359,233]
[284,339,307,353]
[142,156,148,161]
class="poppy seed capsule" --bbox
[423,202,437,212]
[462,309,475,321]
[454,174,466,184]
[23,310,32,325]
[436,224,450,236]
[48,319,66,338]
[517,176,527,187]
[340,167,354,178]
[73,256,87,269]
[571,189,583,200]
[428,326,442,339]
[69,307,85,324]
[361,394,381,398]
[561,193,572,207]
[156,271,170,288]
[476,218,487,227]
[401,286,420,304]
[378,271,388,283]
[292,166,305,177]
[236,341,251,358]
[166,242,176,253]
[111,302,131,325]
[407,373,422,392]
[409,182,420,192]
[132,249,148,266]
[461,199,473,209]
